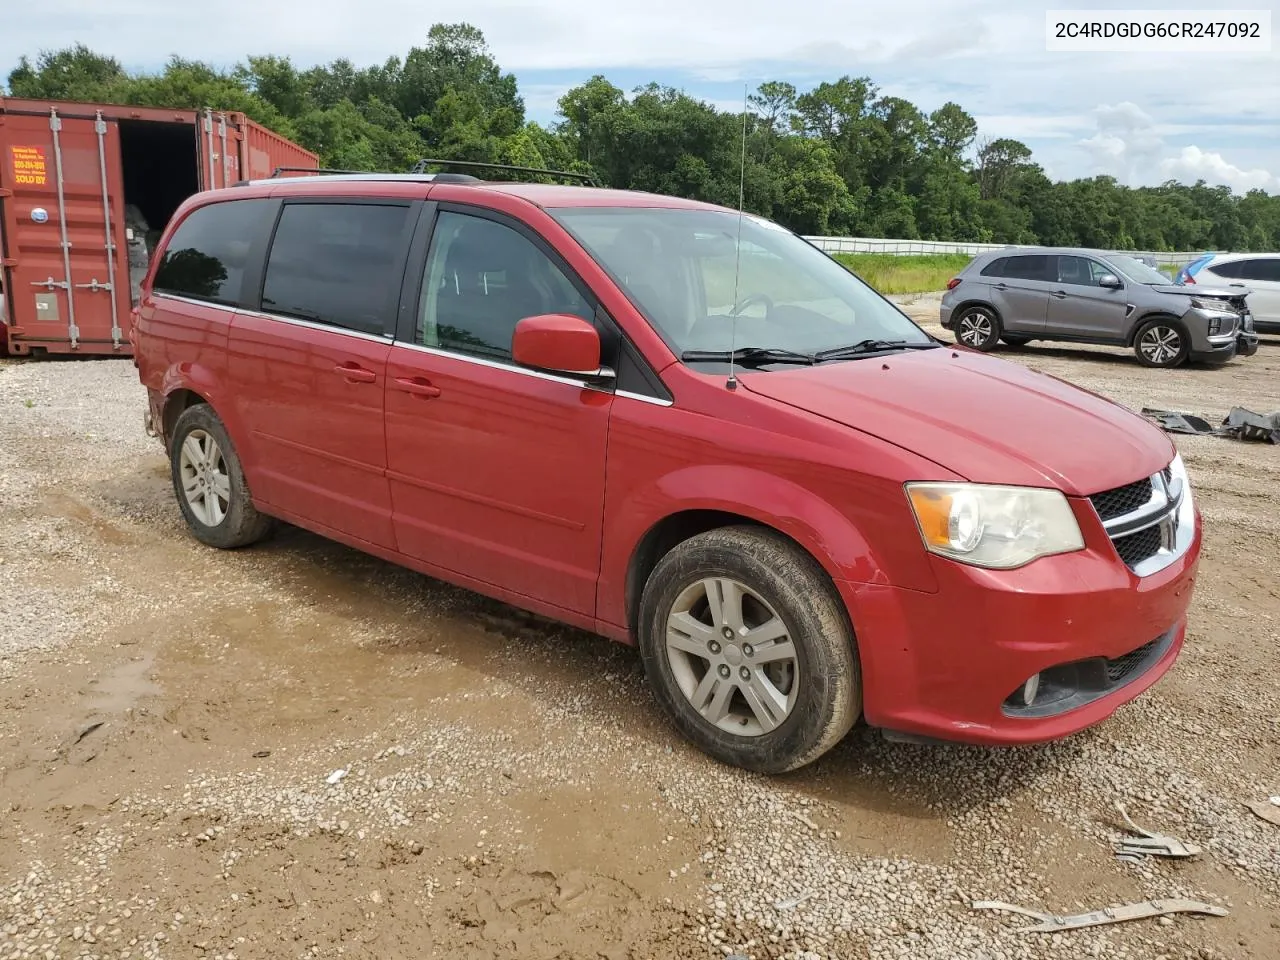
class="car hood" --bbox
[740,347,1174,495]
[1147,282,1248,301]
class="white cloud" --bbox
[1073,100,1277,192]
[1160,146,1280,193]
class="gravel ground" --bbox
[2,311,1278,960]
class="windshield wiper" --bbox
[813,338,940,361]
[681,346,816,366]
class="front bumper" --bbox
[1236,332,1259,357]
[1189,334,1237,364]
[841,496,1201,746]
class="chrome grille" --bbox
[1089,479,1153,522]
[1089,461,1191,576]
[1113,525,1162,568]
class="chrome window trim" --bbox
[615,389,674,407]
[392,340,614,392]
[236,307,393,344]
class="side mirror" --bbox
[1098,273,1123,289]
[512,314,612,380]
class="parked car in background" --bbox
[134,169,1203,774]
[941,247,1258,368]
[1175,252,1280,334]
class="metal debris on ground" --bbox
[1245,797,1280,827]
[1142,407,1280,443]
[773,890,817,911]
[972,898,1229,933]
[1113,801,1201,861]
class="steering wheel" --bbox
[729,292,774,318]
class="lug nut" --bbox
[722,627,734,640]
[718,665,731,679]
[742,644,754,657]
[708,641,721,655]
[739,667,750,681]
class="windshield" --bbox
[547,207,933,364]
[1105,254,1170,286]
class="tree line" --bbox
[7,24,1278,252]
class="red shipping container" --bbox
[0,97,319,357]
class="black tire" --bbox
[953,305,1001,351]
[1133,317,1189,368]
[1000,335,1032,347]
[637,526,861,774]
[169,403,273,549]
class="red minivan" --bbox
[132,168,1201,773]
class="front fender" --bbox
[597,462,941,632]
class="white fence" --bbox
[804,236,1217,269]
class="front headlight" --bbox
[905,482,1085,569]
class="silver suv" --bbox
[940,248,1259,368]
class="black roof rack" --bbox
[409,157,601,187]
[269,166,366,177]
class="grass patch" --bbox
[834,253,975,295]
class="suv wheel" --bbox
[637,526,861,774]
[955,306,1001,351]
[170,404,274,548]
[1134,319,1188,368]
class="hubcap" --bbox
[179,429,230,527]
[958,312,992,346]
[665,577,800,737]
[1140,326,1181,364]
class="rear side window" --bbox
[1233,258,1280,282]
[1205,260,1243,279]
[261,202,412,336]
[1000,255,1053,282]
[979,257,1009,277]
[153,198,275,305]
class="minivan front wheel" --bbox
[955,307,1001,351]
[638,526,861,774]
[170,404,273,549]
[1134,319,1188,368]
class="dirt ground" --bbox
[2,300,1279,960]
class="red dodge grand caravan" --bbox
[133,167,1200,773]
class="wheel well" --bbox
[1126,312,1183,347]
[624,510,838,641]
[162,389,208,447]
[950,300,1001,324]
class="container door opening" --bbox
[117,120,200,303]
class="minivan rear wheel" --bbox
[637,526,861,774]
[955,307,1001,351]
[1134,318,1189,368]
[170,404,274,549]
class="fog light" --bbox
[1021,673,1041,706]
[1208,317,1221,335]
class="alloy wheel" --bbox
[178,429,231,526]
[958,312,993,347]
[1139,325,1182,365]
[664,577,800,736]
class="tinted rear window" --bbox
[153,198,275,305]
[1205,260,1243,279]
[1234,258,1280,282]
[1000,255,1054,282]
[979,257,1009,277]
[261,202,412,336]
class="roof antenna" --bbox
[726,83,749,391]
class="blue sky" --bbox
[4,0,1278,192]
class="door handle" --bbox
[333,362,377,384]
[1052,290,1068,299]
[994,283,1008,290]
[394,376,442,399]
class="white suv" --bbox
[1177,253,1280,334]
